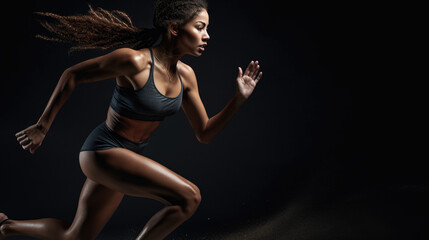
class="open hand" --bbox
[15,124,46,154]
[236,60,263,100]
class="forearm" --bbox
[200,94,246,144]
[36,69,76,133]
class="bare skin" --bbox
[1,8,262,240]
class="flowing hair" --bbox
[35,5,161,53]
[35,1,208,53]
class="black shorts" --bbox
[80,122,149,155]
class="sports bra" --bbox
[109,48,183,121]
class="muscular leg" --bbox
[79,148,202,240]
[0,178,123,240]
[65,178,124,240]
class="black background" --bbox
[1,0,428,239]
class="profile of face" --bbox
[174,8,210,56]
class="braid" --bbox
[35,5,161,53]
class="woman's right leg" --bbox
[79,148,202,240]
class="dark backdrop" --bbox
[1,0,428,239]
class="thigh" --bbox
[79,148,199,206]
[65,178,124,240]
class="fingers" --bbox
[15,130,36,153]
[20,137,32,146]
[16,130,29,144]
[20,137,39,154]
[17,133,32,150]
[238,67,243,79]
[251,61,260,79]
[22,141,32,150]
[15,125,43,154]
[17,134,27,142]
[244,60,261,80]
[15,131,24,137]
[244,61,254,76]
[255,72,263,84]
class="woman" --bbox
[0,0,262,239]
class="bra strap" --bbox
[148,48,154,62]
[148,48,155,84]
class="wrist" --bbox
[36,122,48,135]
[234,92,247,105]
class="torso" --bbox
[105,48,188,143]
[105,106,161,143]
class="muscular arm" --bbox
[182,61,262,144]
[182,77,244,144]
[36,48,144,132]
[16,48,144,154]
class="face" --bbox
[176,8,210,56]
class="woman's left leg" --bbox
[0,178,124,240]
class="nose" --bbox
[203,30,210,41]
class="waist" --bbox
[105,106,161,143]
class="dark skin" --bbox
[1,9,262,240]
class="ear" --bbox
[169,22,180,37]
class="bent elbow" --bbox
[197,134,211,144]
[62,68,78,90]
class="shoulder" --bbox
[177,61,198,91]
[101,48,151,74]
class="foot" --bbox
[0,213,8,239]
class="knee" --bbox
[178,185,202,217]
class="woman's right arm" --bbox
[15,48,145,154]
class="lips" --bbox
[198,44,207,51]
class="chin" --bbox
[196,49,205,56]
[185,47,204,57]
[189,51,203,57]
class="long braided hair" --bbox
[35,0,208,53]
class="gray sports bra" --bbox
[109,48,183,121]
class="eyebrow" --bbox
[196,20,207,26]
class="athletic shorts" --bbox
[80,122,149,155]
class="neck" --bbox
[152,39,183,71]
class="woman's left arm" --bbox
[182,61,262,144]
